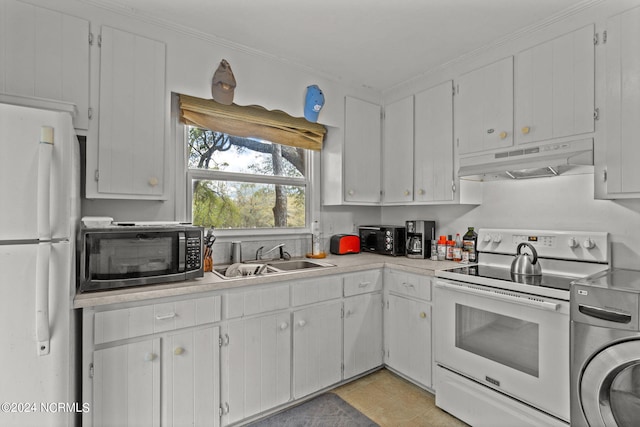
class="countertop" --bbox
[73,253,461,309]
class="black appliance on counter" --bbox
[406,220,436,259]
[358,225,405,256]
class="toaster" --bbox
[330,234,361,255]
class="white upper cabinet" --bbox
[95,26,166,199]
[456,57,514,155]
[515,25,594,145]
[383,96,414,204]
[603,6,640,197]
[414,81,454,203]
[0,0,90,130]
[343,96,382,204]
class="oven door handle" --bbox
[435,281,560,312]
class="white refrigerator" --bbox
[0,102,80,426]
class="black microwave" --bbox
[77,224,204,293]
[358,225,406,256]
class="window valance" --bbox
[179,94,326,151]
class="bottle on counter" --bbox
[463,227,478,263]
[453,233,462,261]
[437,235,447,261]
[312,220,321,255]
[446,235,454,260]
[430,240,438,261]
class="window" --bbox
[179,94,325,231]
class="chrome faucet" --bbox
[256,243,290,260]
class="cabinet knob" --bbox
[346,310,353,317]
[419,312,427,319]
[348,190,355,196]
[279,322,289,330]
[521,126,530,135]
[298,319,307,327]
[404,190,411,196]
[499,131,508,140]
[418,189,425,195]
[174,347,185,356]
[144,352,157,362]
[148,177,159,187]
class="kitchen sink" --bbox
[211,258,335,279]
[265,259,335,271]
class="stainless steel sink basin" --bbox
[211,258,335,279]
[266,259,335,271]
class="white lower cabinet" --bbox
[293,300,343,398]
[222,312,291,425]
[93,338,161,427]
[343,292,383,379]
[92,326,220,427]
[384,270,433,389]
[84,295,222,427]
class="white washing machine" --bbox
[571,269,640,427]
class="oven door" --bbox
[434,279,570,421]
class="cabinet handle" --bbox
[402,282,415,289]
[499,131,508,140]
[222,402,230,415]
[404,190,411,196]
[419,312,427,319]
[348,190,355,196]
[279,322,289,331]
[359,281,371,288]
[156,312,176,321]
[148,177,159,187]
[487,128,494,134]
[144,352,157,362]
[418,189,425,195]
[521,126,530,135]
[298,319,307,327]
[174,347,185,356]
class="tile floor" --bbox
[332,368,468,427]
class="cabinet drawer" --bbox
[94,295,222,344]
[385,270,432,301]
[291,275,343,307]
[343,270,382,296]
[225,284,290,319]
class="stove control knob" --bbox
[483,235,492,243]
[568,237,579,248]
[582,238,596,249]
[493,234,503,243]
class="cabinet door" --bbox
[97,26,166,197]
[515,25,594,144]
[0,0,90,129]
[383,96,414,203]
[605,7,640,195]
[344,293,383,379]
[165,326,219,427]
[385,294,431,388]
[414,81,454,202]
[344,96,381,203]
[223,312,291,424]
[93,338,161,427]
[293,301,343,398]
[457,57,513,155]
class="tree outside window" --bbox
[188,126,308,229]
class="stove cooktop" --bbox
[444,265,575,292]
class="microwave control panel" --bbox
[186,236,202,270]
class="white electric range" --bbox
[434,228,609,427]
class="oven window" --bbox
[88,234,177,279]
[455,304,539,377]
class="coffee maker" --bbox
[405,220,436,259]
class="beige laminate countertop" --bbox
[73,253,461,309]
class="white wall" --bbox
[382,172,640,269]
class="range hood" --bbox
[458,138,593,180]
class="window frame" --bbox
[184,125,315,237]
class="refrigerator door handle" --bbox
[36,242,51,356]
[37,127,54,241]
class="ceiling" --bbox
[86,0,595,91]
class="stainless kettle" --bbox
[510,242,542,276]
